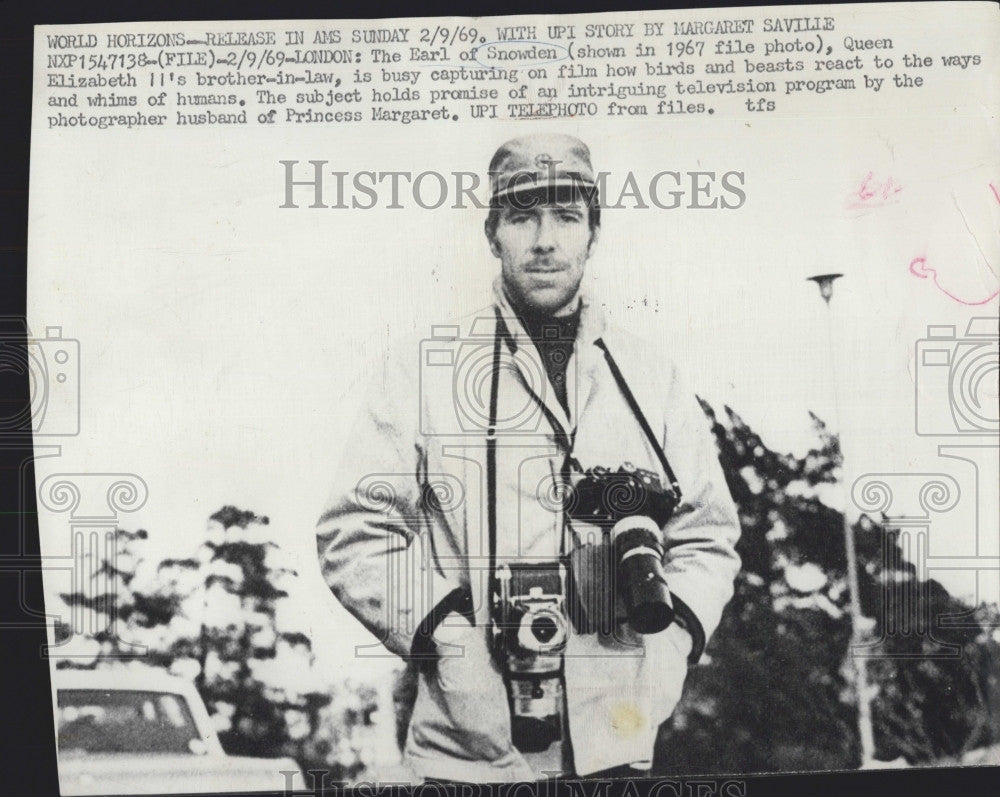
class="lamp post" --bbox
[806,273,877,768]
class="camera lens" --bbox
[627,593,674,635]
[614,526,674,634]
[530,615,559,644]
[516,608,567,653]
[511,715,561,753]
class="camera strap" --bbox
[486,309,504,630]
[594,338,683,501]
[485,309,687,754]
[486,312,685,580]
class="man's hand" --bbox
[430,612,513,761]
[664,620,694,660]
[643,620,693,728]
[431,610,477,653]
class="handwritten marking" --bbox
[909,257,1000,306]
[910,183,1000,305]
[847,171,901,209]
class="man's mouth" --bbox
[525,262,565,273]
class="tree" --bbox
[152,505,379,779]
[654,402,997,773]
[53,527,153,668]
[52,505,381,782]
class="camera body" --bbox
[565,462,679,635]
[490,463,681,752]
[492,561,568,753]
[565,462,679,528]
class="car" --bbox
[55,666,304,795]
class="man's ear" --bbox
[485,221,501,258]
[588,225,601,255]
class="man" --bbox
[317,134,741,782]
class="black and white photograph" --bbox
[13,3,1000,794]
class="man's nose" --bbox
[532,214,557,253]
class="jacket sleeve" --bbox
[315,341,463,659]
[659,361,742,665]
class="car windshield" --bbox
[58,688,201,755]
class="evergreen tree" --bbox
[53,527,152,667]
[653,402,997,773]
[154,505,375,779]
[52,505,380,782]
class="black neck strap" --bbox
[594,338,682,499]
[486,309,503,622]
[494,311,574,454]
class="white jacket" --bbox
[317,282,741,781]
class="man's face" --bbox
[489,198,597,317]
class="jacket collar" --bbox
[490,277,606,348]
[490,278,607,437]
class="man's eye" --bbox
[507,213,531,224]
[557,212,583,222]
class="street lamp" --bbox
[807,273,843,305]
[806,273,877,768]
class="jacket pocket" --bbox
[417,625,513,763]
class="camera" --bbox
[915,317,998,436]
[491,561,568,753]
[564,462,679,635]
